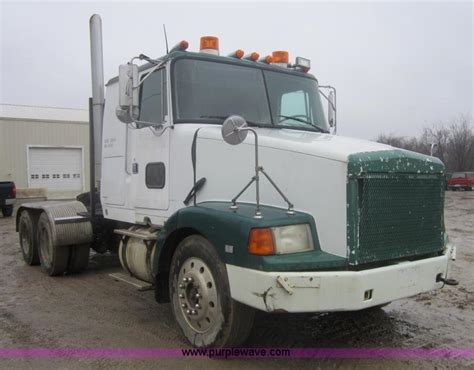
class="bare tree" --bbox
[375,134,426,154]
[421,124,450,164]
[447,115,474,172]
[375,114,474,172]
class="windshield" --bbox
[173,58,329,132]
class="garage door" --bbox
[28,147,83,192]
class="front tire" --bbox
[169,235,254,347]
[37,212,69,276]
[18,210,40,265]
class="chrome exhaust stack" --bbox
[89,14,105,218]
[89,14,104,191]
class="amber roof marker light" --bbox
[228,49,245,59]
[243,52,260,61]
[258,55,273,64]
[200,36,219,55]
[169,40,189,53]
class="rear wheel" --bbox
[169,235,254,347]
[37,212,69,276]
[1,205,13,217]
[18,210,40,265]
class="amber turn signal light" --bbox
[248,228,275,256]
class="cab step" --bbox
[109,272,154,291]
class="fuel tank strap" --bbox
[114,229,158,241]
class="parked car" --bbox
[447,172,474,191]
[0,181,16,217]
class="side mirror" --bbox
[116,63,139,123]
[328,90,335,128]
[221,115,249,145]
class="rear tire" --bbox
[169,235,255,347]
[1,205,13,217]
[37,212,69,276]
[18,210,40,265]
[67,244,90,273]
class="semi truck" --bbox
[15,15,457,347]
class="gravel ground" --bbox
[0,191,472,369]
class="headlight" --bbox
[248,224,314,255]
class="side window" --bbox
[280,90,312,121]
[139,69,167,124]
[146,162,166,189]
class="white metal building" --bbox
[0,104,90,199]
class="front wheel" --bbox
[169,235,254,347]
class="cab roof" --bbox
[106,50,317,86]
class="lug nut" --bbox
[186,309,191,314]
[179,283,185,289]
[195,304,201,309]
[183,277,188,282]
[188,277,193,282]
[179,294,184,298]
[181,303,187,308]
[191,310,197,315]
[195,293,201,299]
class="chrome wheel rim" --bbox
[177,257,218,333]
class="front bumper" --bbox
[227,253,453,313]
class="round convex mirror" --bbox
[221,115,248,145]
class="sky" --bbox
[1,1,472,139]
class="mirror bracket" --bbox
[116,57,167,128]
[221,116,295,218]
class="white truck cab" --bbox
[15,15,457,348]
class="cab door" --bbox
[131,67,170,211]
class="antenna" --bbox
[163,24,169,54]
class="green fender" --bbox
[153,201,347,274]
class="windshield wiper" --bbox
[199,115,268,127]
[278,115,328,133]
